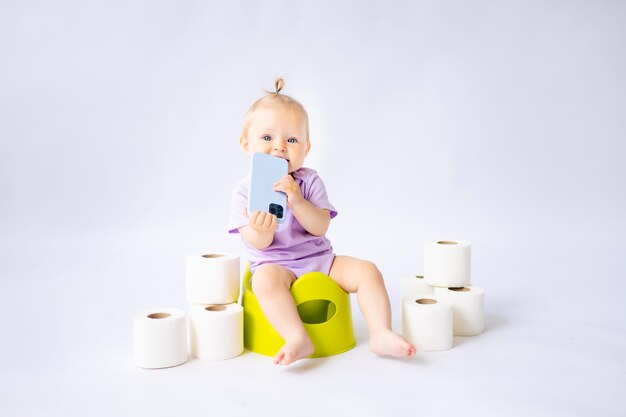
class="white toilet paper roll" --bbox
[189,303,243,360]
[402,296,453,351]
[133,308,188,369]
[186,253,240,305]
[399,274,434,299]
[434,286,485,336]
[424,240,471,287]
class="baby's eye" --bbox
[262,135,272,141]
[287,138,298,144]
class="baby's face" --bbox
[241,105,309,173]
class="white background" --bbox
[1,1,625,416]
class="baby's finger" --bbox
[262,212,274,229]
[269,212,277,231]
[249,210,260,224]
[274,175,292,186]
[256,211,268,225]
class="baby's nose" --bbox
[273,140,287,151]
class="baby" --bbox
[229,78,416,365]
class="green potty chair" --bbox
[241,266,356,358]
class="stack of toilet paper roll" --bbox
[133,253,244,369]
[186,253,243,361]
[402,240,485,352]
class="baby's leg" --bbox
[251,264,314,365]
[329,256,416,357]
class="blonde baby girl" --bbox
[229,78,416,365]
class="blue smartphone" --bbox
[248,153,288,223]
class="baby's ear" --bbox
[305,138,311,156]
[240,135,249,152]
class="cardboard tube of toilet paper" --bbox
[434,286,485,336]
[186,253,240,304]
[402,296,453,351]
[189,303,243,360]
[133,308,188,369]
[399,274,434,299]
[424,240,471,287]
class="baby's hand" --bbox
[274,175,304,207]
[247,209,278,234]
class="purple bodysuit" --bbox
[228,167,337,278]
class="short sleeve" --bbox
[305,172,338,219]
[228,181,249,234]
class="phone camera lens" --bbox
[269,203,283,218]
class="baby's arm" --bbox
[239,210,277,250]
[274,175,330,237]
[290,200,330,236]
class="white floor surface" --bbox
[0,237,624,417]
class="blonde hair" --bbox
[241,78,310,141]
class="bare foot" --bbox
[273,334,315,366]
[370,330,416,357]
